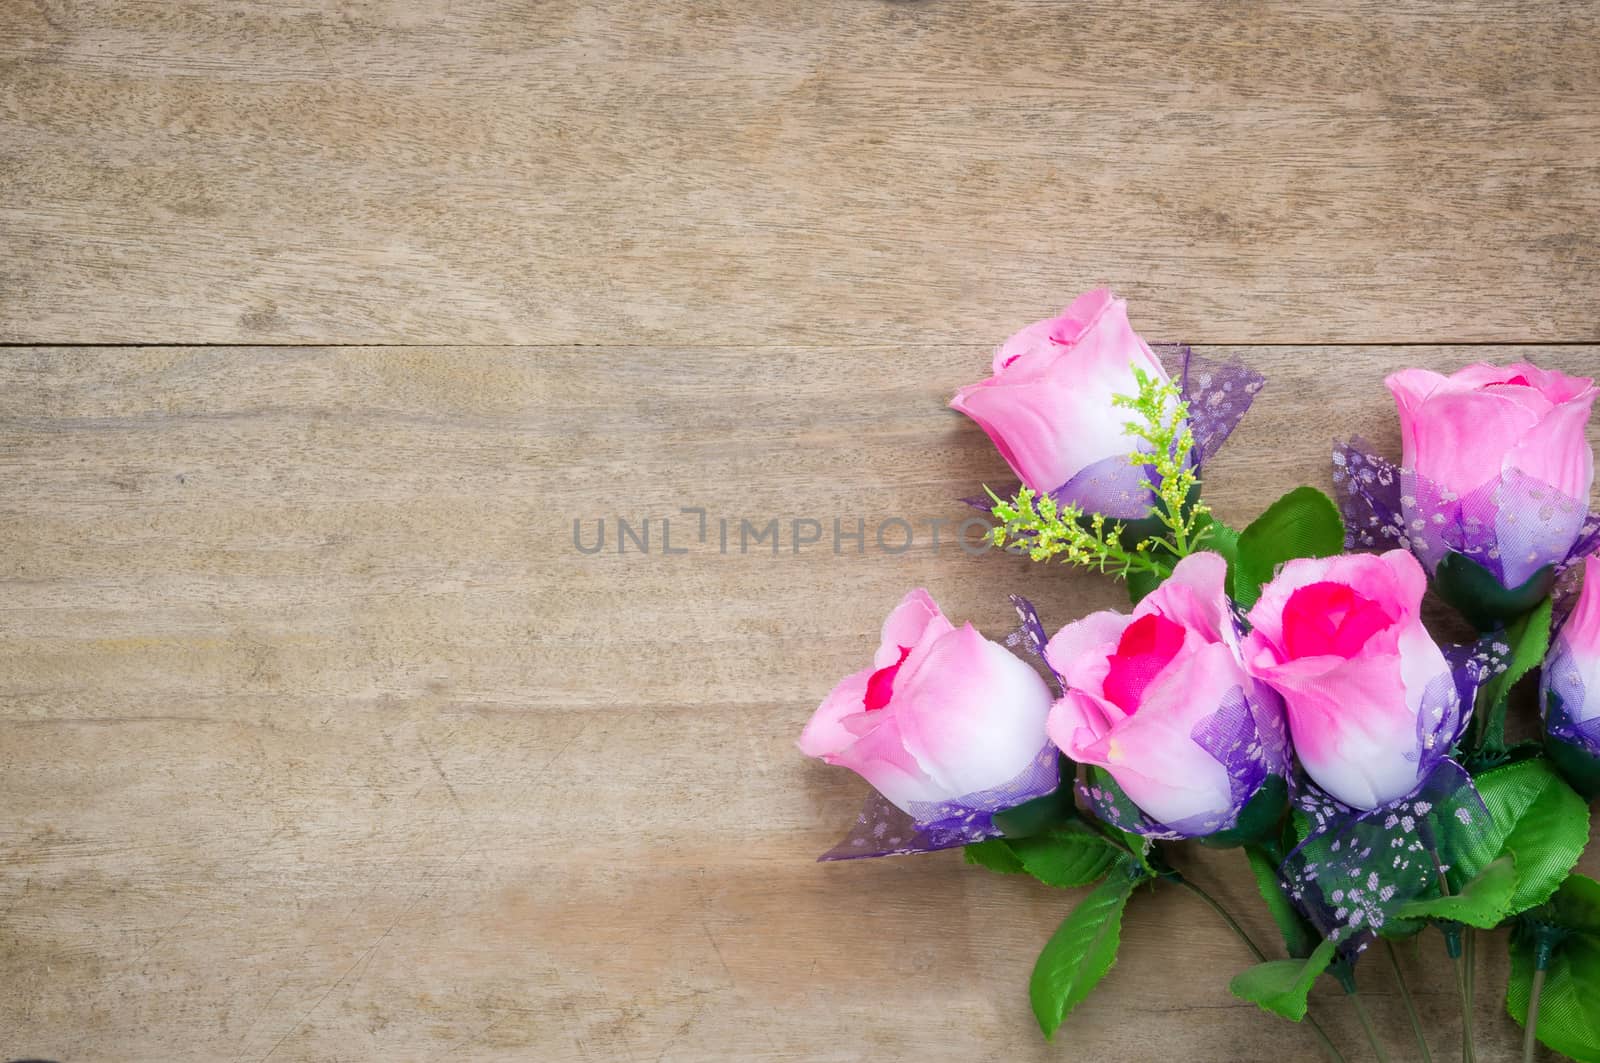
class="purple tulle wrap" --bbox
[1285,760,1487,948]
[1076,681,1288,839]
[1162,344,1267,473]
[1004,594,1063,694]
[1332,438,1600,592]
[1542,639,1600,759]
[818,747,1060,861]
[1279,639,1503,948]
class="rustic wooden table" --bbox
[3,3,1599,1061]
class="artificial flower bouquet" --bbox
[798,290,1600,1062]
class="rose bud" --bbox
[1242,550,1461,811]
[950,289,1177,519]
[1044,552,1287,836]
[1540,555,1600,799]
[1386,363,1597,620]
[798,589,1055,817]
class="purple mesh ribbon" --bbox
[1005,594,1063,694]
[818,746,1061,861]
[1280,648,1501,949]
[1333,438,1600,590]
[1054,455,1159,520]
[1446,630,1509,705]
[1554,523,1600,620]
[959,346,1264,515]
[1154,344,1266,472]
[1542,640,1600,759]
[1077,682,1289,840]
[1284,759,1490,950]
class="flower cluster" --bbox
[798,291,1600,1062]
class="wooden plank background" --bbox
[2,4,1599,1063]
[3,1,1600,345]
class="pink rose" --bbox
[1540,555,1600,792]
[798,589,1054,813]
[950,289,1174,519]
[1242,550,1460,811]
[1386,362,1597,588]
[1044,552,1286,835]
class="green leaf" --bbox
[1435,552,1557,632]
[1460,759,1592,916]
[1231,487,1345,609]
[1009,830,1123,889]
[1081,766,1158,873]
[967,827,1123,889]
[1114,828,1156,876]
[1507,874,1600,1062]
[1541,872,1600,932]
[1396,854,1518,929]
[1203,516,1242,571]
[1228,937,1338,1021]
[1244,843,1316,958]
[1470,596,1553,753]
[1378,914,1427,941]
[1193,513,1243,603]
[1288,806,1314,847]
[1030,872,1136,1040]
[1479,597,1554,711]
[964,838,1026,875]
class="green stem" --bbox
[1162,495,1189,556]
[1523,966,1546,1063]
[1431,848,1475,1063]
[1451,943,1476,1063]
[1347,988,1392,1063]
[1383,941,1432,1063]
[1175,877,1264,961]
[1174,877,1347,1063]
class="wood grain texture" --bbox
[2,346,1598,1062]
[3,1,1600,344]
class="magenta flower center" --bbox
[1102,613,1186,713]
[863,645,913,711]
[1282,581,1393,659]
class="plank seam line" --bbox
[1,341,1598,350]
